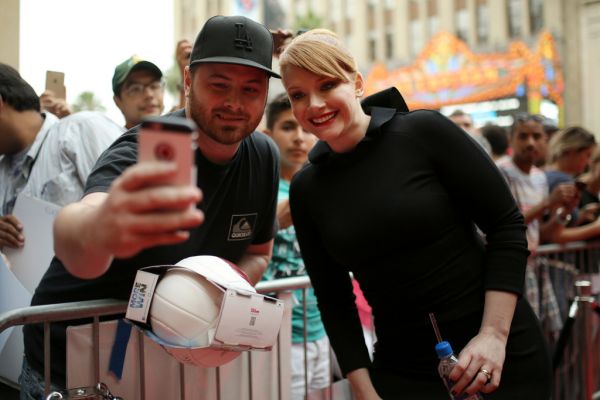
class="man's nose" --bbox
[292,126,305,141]
[528,136,538,146]
[224,90,243,111]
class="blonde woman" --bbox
[279,29,551,399]
[547,126,596,177]
[545,126,597,226]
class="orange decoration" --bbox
[364,31,564,110]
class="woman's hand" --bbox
[448,329,506,396]
[347,368,382,400]
[447,290,516,396]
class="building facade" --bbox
[280,0,599,131]
[0,0,20,70]
[177,0,599,133]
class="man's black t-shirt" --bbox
[24,109,280,386]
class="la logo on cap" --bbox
[234,23,253,51]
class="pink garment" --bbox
[352,279,373,329]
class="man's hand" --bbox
[0,215,24,249]
[237,240,273,286]
[548,182,578,211]
[40,90,71,118]
[175,39,193,109]
[175,39,192,76]
[55,162,204,279]
[93,162,204,258]
[270,29,294,57]
[578,203,600,225]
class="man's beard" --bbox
[188,90,260,145]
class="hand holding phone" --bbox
[137,116,198,185]
[45,70,66,100]
[269,28,294,57]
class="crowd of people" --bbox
[0,13,598,400]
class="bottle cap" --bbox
[435,341,453,358]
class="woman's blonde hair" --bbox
[548,126,596,162]
[279,29,358,82]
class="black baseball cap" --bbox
[190,15,280,79]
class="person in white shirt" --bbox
[0,63,123,250]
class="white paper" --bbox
[214,289,284,350]
[0,253,32,383]
[0,327,24,384]
[3,194,60,293]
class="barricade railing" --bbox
[2,242,599,399]
[536,241,600,400]
[0,277,342,400]
[0,299,127,398]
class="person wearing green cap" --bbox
[112,55,165,129]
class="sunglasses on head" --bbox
[514,113,545,123]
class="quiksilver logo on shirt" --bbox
[228,213,257,241]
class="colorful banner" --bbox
[365,31,564,112]
[231,0,260,21]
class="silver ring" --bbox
[479,368,492,383]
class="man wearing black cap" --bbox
[112,55,165,129]
[21,16,281,398]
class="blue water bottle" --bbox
[435,341,484,400]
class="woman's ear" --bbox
[354,72,365,98]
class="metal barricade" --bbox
[0,277,347,400]
[536,241,600,400]
[3,243,599,400]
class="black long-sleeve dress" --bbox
[289,89,552,399]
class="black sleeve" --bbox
[84,110,189,195]
[290,169,372,376]
[84,130,138,195]
[405,110,529,295]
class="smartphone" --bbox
[138,116,198,185]
[45,70,66,99]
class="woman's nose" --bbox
[308,92,325,110]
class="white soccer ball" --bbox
[164,345,242,368]
[149,268,223,348]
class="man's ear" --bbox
[354,72,365,97]
[113,95,124,112]
[263,128,273,137]
[0,95,9,120]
